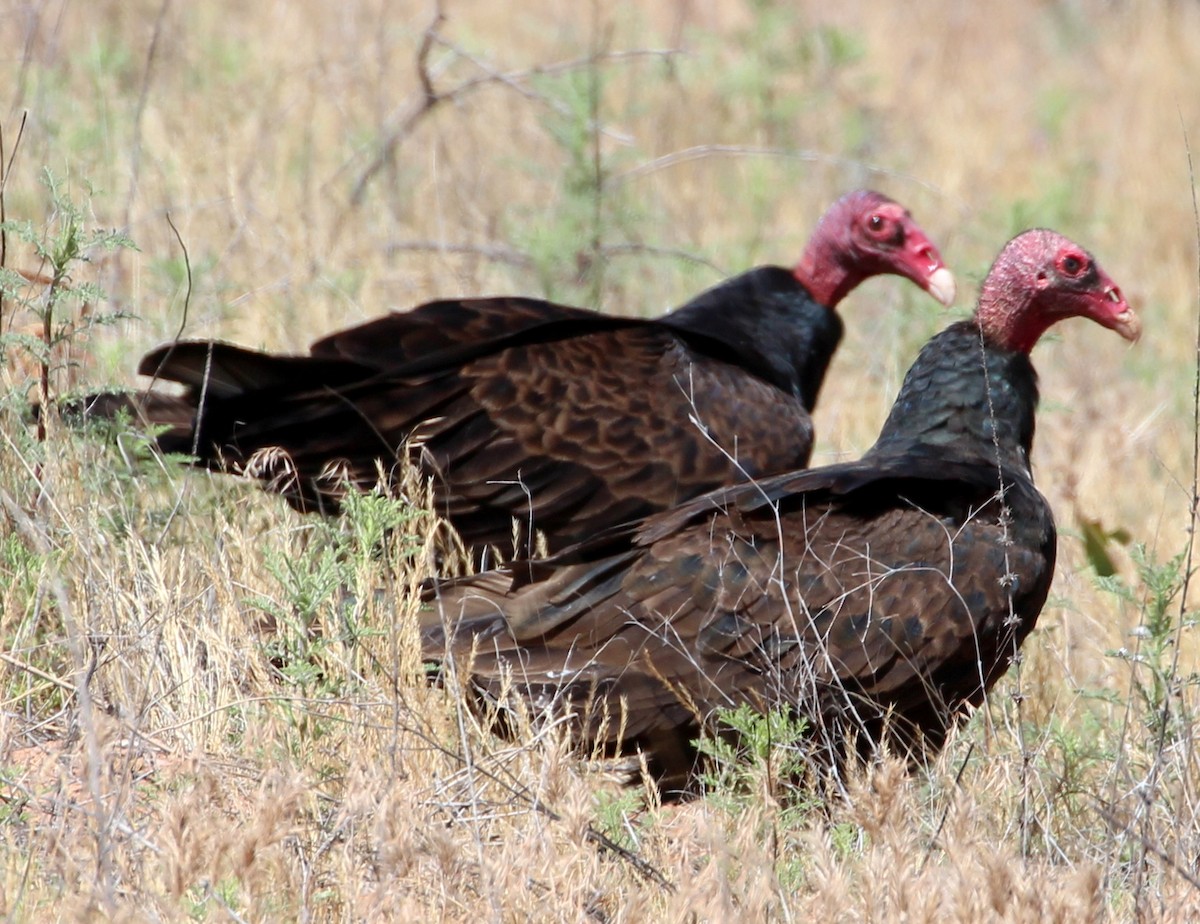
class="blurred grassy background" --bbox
[2,1,1198,919]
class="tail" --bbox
[54,337,377,467]
[419,548,639,654]
[54,390,200,452]
[137,341,369,398]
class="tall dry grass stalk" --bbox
[2,0,1199,919]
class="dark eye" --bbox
[1061,253,1086,276]
[868,215,885,232]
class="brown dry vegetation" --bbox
[1,0,1198,920]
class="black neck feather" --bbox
[869,320,1039,476]
[662,266,845,410]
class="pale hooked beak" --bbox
[913,239,956,306]
[1109,287,1141,342]
[925,266,957,307]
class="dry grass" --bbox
[2,0,1199,919]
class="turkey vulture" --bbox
[74,190,953,554]
[421,229,1139,791]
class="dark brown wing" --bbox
[432,326,814,547]
[309,297,611,369]
[84,293,817,551]
[72,280,839,549]
[423,457,1055,783]
[219,325,813,549]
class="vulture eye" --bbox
[868,214,886,233]
[1060,253,1086,276]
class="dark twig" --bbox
[919,742,975,871]
[0,111,28,332]
[137,212,193,397]
[162,212,193,348]
[366,646,676,892]
[345,4,445,211]
[339,2,677,218]
[148,212,196,545]
[1163,122,1200,778]
[1132,116,1200,916]
[381,239,535,269]
[36,264,69,449]
[0,488,117,912]
[585,0,610,306]
[611,145,957,207]
[599,242,723,274]
[426,40,675,126]
[1095,801,1200,894]
[973,308,1033,854]
[123,0,172,232]
[379,239,722,277]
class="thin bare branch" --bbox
[610,144,949,200]
[122,0,172,232]
[340,5,678,214]
[381,239,535,268]
[0,111,28,332]
[379,239,723,276]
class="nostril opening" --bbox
[1108,286,1123,303]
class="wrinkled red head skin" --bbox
[793,189,956,309]
[976,229,1140,353]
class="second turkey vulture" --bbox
[421,229,1139,791]
[74,190,953,555]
